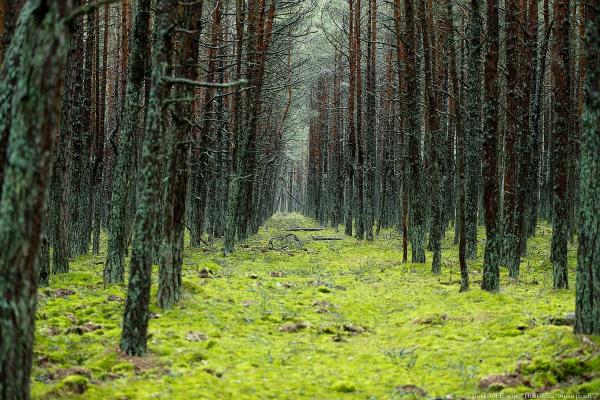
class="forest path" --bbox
[31,214,598,399]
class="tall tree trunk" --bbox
[158,0,203,309]
[345,0,356,237]
[120,0,177,355]
[481,0,501,291]
[104,0,151,285]
[92,3,109,254]
[406,0,426,263]
[393,0,409,262]
[550,0,571,289]
[363,0,376,241]
[0,0,72,397]
[503,0,525,278]
[574,0,599,334]
[354,0,364,240]
[464,0,482,260]
[447,0,468,290]
[420,0,442,273]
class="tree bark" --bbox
[481,0,501,291]
[0,0,72,397]
[120,0,177,355]
[574,0,599,334]
[158,0,203,309]
[550,0,571,289]
[104,0,151,285]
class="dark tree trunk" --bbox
[345,0,356,237]
[406,0,425,263]
[481,0,501,291]
[119,0,176,354]
[104,0,151,285]
[447,0,468,290]
[574,0,599,334]
[550,0,571,290]
[50,8,85,274]
[120,0,177,356]
[92,3,109,255]
[464,0,483,260]
[503,0,525,278]
[420,0,442,273]
[0,0,25,199]
[354,0,364,240]
[363,0,376,241]
[37,213,50,288]
[393,0,409,263]
[0,0,72,397]
[158,0,203,309]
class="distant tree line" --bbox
[303,0,599,327]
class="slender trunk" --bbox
[104,0,151,285]
[345,0,356,236]
[120,0,177,355]
[550,0,571,289]
[574,0,599,334]
[158,0,203,309]
[481,0,501,291]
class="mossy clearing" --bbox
[32,214,600,399]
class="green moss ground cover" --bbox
[32,214,600,399]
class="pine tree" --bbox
[481,0,501,291]
[0,0,73,396]
[104,0,151,285]
[158,0,203,309]
[120,0,177,355]
[550,0,571,289]
[574,0,599,333]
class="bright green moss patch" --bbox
[331,380,356,393]
[31,214,600,399]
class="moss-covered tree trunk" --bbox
[574,0,599,333]
[0,0,72,397]
[481,0,500,291]
[503,0,525,278]
[0,0,25,200]
[345,0,356,237]
[550,0,571,290]
[405,0,425,263]
[464,0,482,260]
[526,0,545,238]
[158,0,203,309]
[354,0,364,240]
[120,0,177,355]
[104,0,151,285]
[420,0,441,273]
[91,3,109,255]
[363,0,376,241]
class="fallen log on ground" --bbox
[286,227,326,232]
[311,236,343,241]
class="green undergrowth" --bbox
[32,214,600,399]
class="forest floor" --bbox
[32,214,600,399]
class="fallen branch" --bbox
[286,227,326,232]
[164,77,248,89]
[312,236,343,241]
